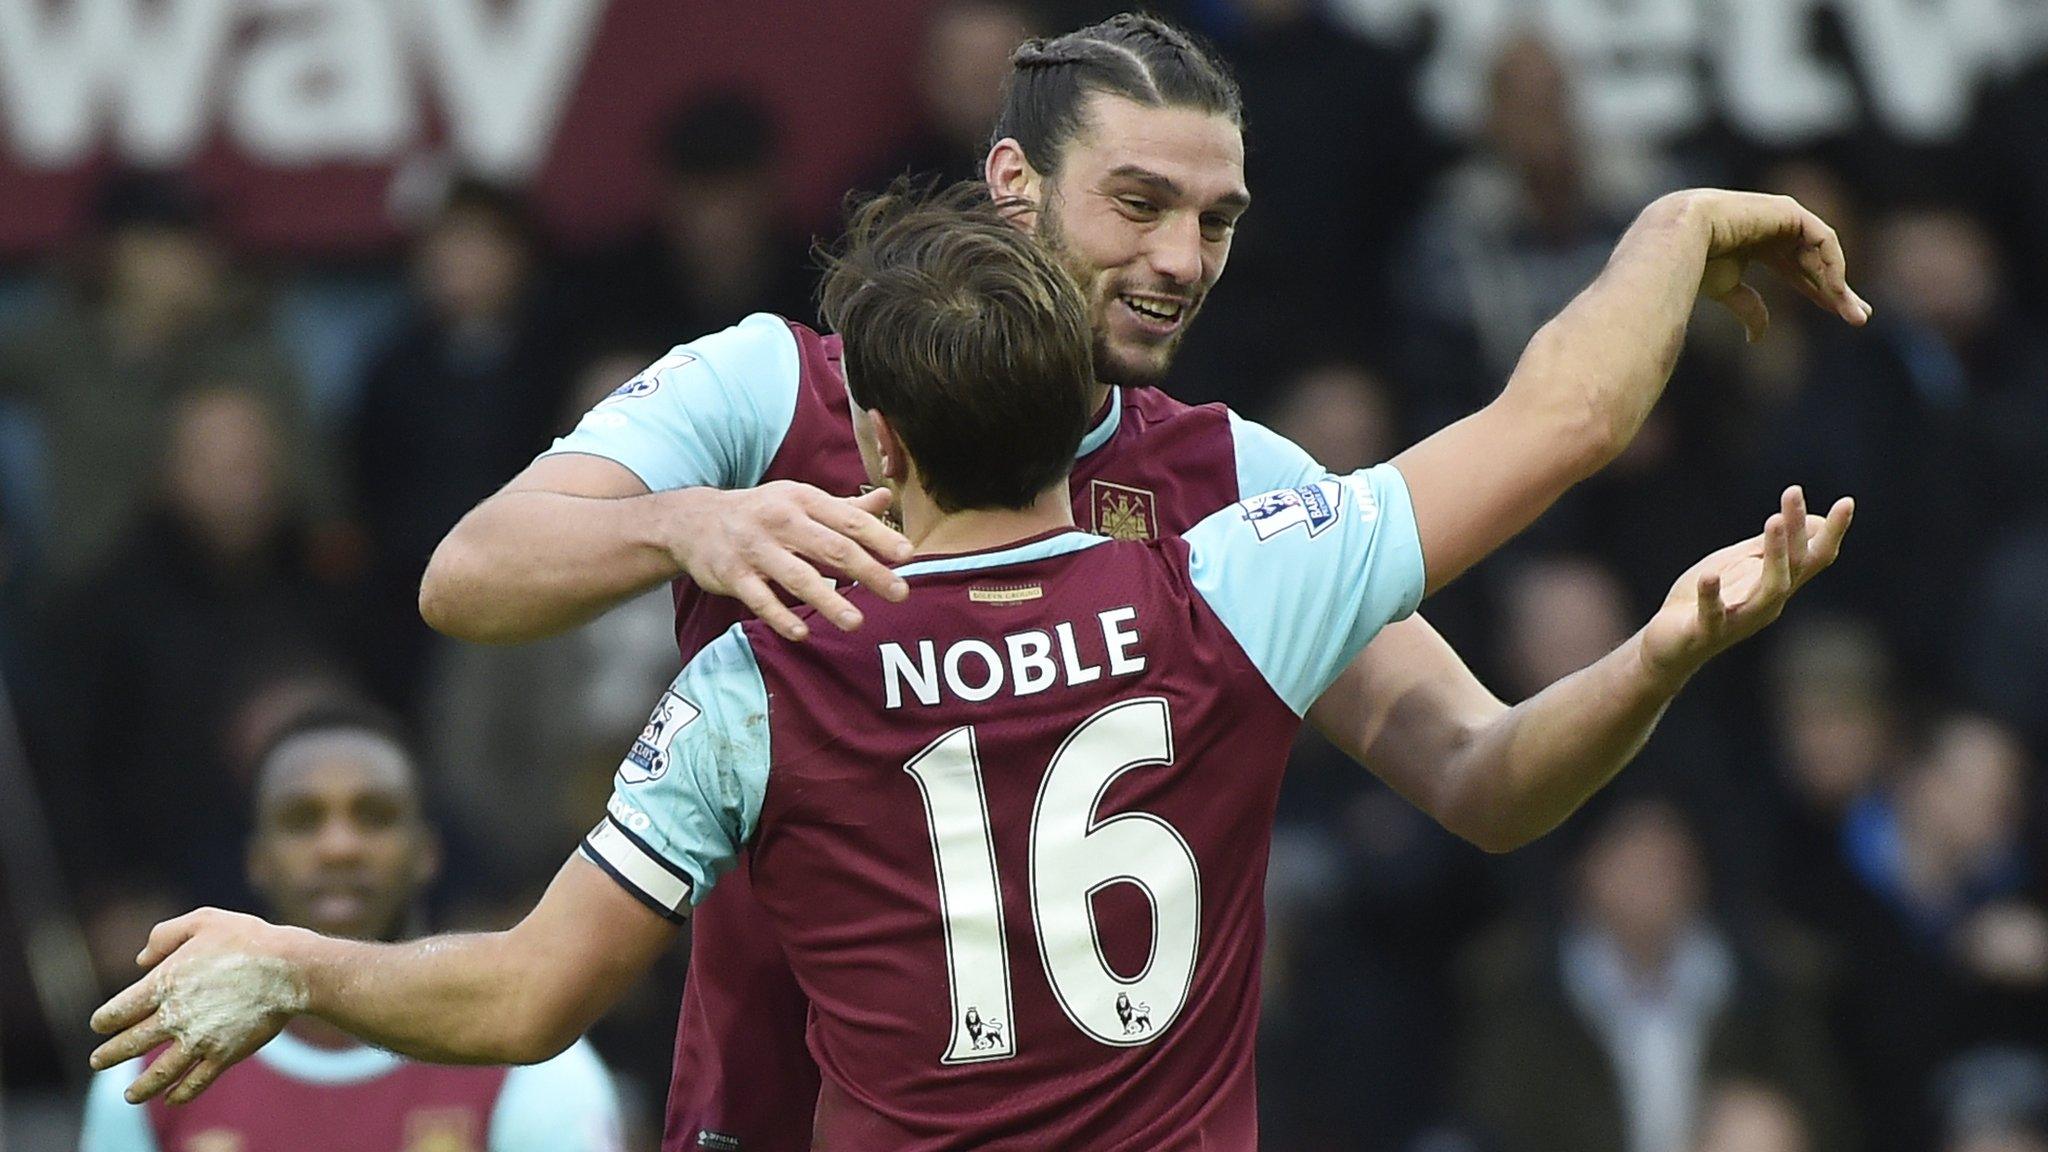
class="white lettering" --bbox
[232,0,412,164]
[943,639,1004,703]
[1101,608,1146,677]
[881,640,940,710]
[1007,630,1058,696]
[1717,0,1857,143]
[411,0,607,177]
[1056,621,1103,687]
[0,0,234,166]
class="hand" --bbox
[88,908,312,1106]
[1641,486,1854,683]
[1659,190,1873,342]
[669,482,912,641]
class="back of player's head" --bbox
[993,12,1243,177]
[819,178,1095,513]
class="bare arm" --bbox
[420,454,910,644]
[1393,190,1870,593]
[1312,488,1853,853]
[89,856,674,1104]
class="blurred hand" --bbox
[88,908,311,1106]
[668,482,912,641]
[1642,486,1854,683]
[1660,189,1873,342]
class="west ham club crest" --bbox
[1090,480,1157,541]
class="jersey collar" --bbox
[254,1027,403,1084]
[1076,386,1122,460]
[895,528,1110,578]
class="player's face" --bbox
[248,734,438,942]
[1035,94,1248,387]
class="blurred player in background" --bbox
[414,14,1870,1151]
[88,178,1848,1150]
[80,705,622,1152]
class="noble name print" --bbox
[1091,480,1157,541]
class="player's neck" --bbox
[901,480,1076,558]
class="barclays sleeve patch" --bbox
[621,690,702,783]
[1239,479,1357,541]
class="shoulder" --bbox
[81,1061,160,1152]
[491,1040,622,1152]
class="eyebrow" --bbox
[1104,165,1251,213]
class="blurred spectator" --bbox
[1400,33,1657,427]
[1798,713,2048,1152]
[864,0,1038,188]
[79,704,625,1152]
[571,92,816,350]
[419,350,681,896]
[1960,521,2048,753]
[0,170,330,594]
[28,387,351,906]
[1456,798,1851,1152]
[1264,361,1399,474]
[1496,555,1633,699]
[1692,1080,1813,1152]
[350,176,570,709]
[1166,0,1433,409]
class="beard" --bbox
[1037,194,1186,390]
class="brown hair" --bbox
[819,179,1096,513]
[993,12,1243,177]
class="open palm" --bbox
[1643,486,1855,680]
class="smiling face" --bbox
[248,731,438,942]
[1014,93,1248,388]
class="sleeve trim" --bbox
[580,823,691,922]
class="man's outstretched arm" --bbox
[1310,486,1853,853]
[88,856,674,1105]
[421,454,908,644]
[1393,190,1870,593]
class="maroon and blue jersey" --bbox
[579,465,1425,1150]
[83,1033,621,1152]
[544,315,1338,1151]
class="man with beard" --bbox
[414,15,1869,1151]
[80,706,622,1152]
[89,182,1850,1149]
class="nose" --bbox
[313,815,369,862]
[1144,213,1204,288]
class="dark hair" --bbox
[992,12,1243,176]
[251,701,420,808]
[818,179,1095,513]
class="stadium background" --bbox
[2,0,2046,1149]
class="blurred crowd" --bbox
[3,2,2046,1150]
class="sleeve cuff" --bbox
[580,817,692,922]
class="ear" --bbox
[869,409,911,486]
[412,827,443,891]
[246,839,274,899]
[985,138,1044,223]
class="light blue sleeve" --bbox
[489,1039,624,1152]
[1229,409,1331,496]
[1186,464,1427,715]
[79,1063,161,1152]
[578,624,770,918]
[540,312,803,492]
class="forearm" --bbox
[290,930,567,1065]
[420,487,695,643]
[1437,630,1691,852]
[1500,193,1713,470]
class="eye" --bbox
[1118,196,1159,218]
[1201,214,1235,241]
